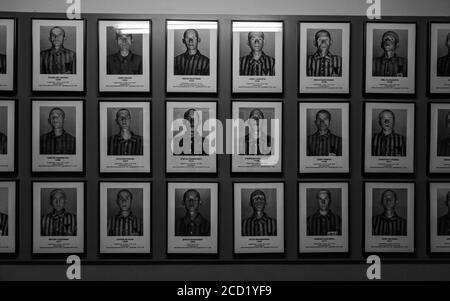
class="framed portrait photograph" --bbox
[167,182,218,254]
[0,18,15,92]
[32,19,85,92]
[234,182,284,254]
[364,182,414,253]
[231,101,282,173]
[99,101,151,173]
[31,100,84,173]
[98,19,151,93]
[166,20,218,93]
[99,182,151,254]
[429,23,450,94]
[298,22,350,94]
[166,101,217,173]
[298,182,349,253]
[0,181,16,253]
[429,182,450,253]
[364,22,416,94]
[33,181,84,254]
[298,102,349,173]
[0,100,15,173]
[429,102,450,173]
[232,21,283,94]
[364,102,415,173]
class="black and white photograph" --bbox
[33,181,84,254]
[299,22,350,94]
[298,102,349,173]
[298,182,348,253]
[365,22,416,94]
[167,182,218,254]
[99,101,151,173]
[429,23,450,94]
[364,182,414,253]
[98,20,151,92]
[0,19,15,91]
[166,20,218,93]
[0,100,15,172]
[166,101,217,173]
[32,19,84,92]
[364,102,415,173]
[31,100,84,172]
[232,21,283,93]
[429,182,450,253]
[429,103,450,173]
[231,101,282,173]
[0,181,16,253]
[100,182,151,254]
[234,182,284,254]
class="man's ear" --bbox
[313,39,317,48]
[198,37,201,43]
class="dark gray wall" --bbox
[0,12,449,281]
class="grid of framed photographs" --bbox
[0,14,449,262]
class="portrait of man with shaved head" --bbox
[174,28,210,76]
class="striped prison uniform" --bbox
[0,132,7,154]
[175,213,210,236]
[177,134,207,156]
[40,47,76,74]
[40,130,76,155]
[244,134,272,156]
[307,131,342,156]
[438,213,450,236]
[107,51,142,75]
[371,131,406,157]
[239,52,275,76]
[174,50,210,76]
[307,52,342,77]
[307,210,341,236]
[372,213,407,236]
[41,210,77,236]
[437,137,450,157]
[372,54,407,77]
[107,212,143,236]
[0,212,7,236]
[242,213,277,236]
[108,132,143,156]
[437,54,450,77]
[0,53,6,74]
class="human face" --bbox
[51,191,66,212]
[183,30,199,51]
[117,191,132,212]
[48,109,65,130]
[315,112,330,132]
[50,27,65,48]
[248,32,264,52]
[117,34,132,52]
[382,33,397,52]
[379,111,395,132]
[184,191,200,214]
[316,32,331,52]
[317,191,330,211]
[251,192,266,212]
[381,190,397,211]
[116,110,131,130]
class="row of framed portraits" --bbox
[1,181,450,255]
[0,99,449,174]
[1,18,450,95]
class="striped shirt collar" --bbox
[182,50,203,58]
[115,211,136,220]
[377,130,397,137]
[250,212,269,221]
[47,130,70,138]
[50,209,67,218]
[313,130,331,137]
[313,51,333,60]
[114,131,139,143]
[246,51,269,63]
[313,209,335,217]
[181,212,205,225]
[380,212,400,221]
[49,46,68,54]
[380,53,400,61]
[114,51,136,62]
